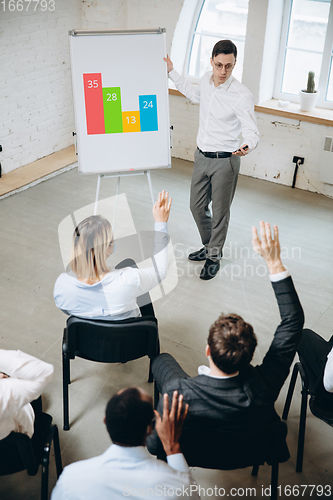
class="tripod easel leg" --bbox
[94,174,102,215]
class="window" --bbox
[186,0,249,82]
[275,0,333,109]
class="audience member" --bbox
[297,328,333,424]
[147,221,304,456]
[0,349,54,441]
[51,388,199,499]
[54,191,171,320]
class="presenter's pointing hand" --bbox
[163,54,174,73]
[153,190,172,222]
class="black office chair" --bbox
[177,420,289,500]
[282,361,333,473]
[62,315,160,430]
[0,412,62,500]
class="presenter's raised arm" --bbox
[163,54,174,73]
[164,58,200,104]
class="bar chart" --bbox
[83,73,158,135]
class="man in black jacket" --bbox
[147,221,304,456]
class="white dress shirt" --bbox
[323,347,333,393]
[0,350,54,440]
[51,444,200,500]
[169,69,259,153]
[54,222,168,321]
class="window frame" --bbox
[274,0,333,109]
[183,0,205,84]
[183,0,248,84]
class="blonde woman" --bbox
[54,191,171,320]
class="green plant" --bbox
[306,71,316,93]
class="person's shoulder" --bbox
[54,272,75,287]
[110,267,140,286]
[202,71,213,83]
[61,453,103,477]
[163,374,202,394]
[230,77,253,98]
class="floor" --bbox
[0,146,76,197]
[0,158,332,499]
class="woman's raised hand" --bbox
[153,190,172,222]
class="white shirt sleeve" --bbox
[166,453,200,499]
[169,69,201,104]
[166,452,190,472]
[269,270,290,282]
[135,221,169,295]
[234,94,260,151]
[0,350,54,419]
[323,347,333,393]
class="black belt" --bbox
[197,147,232,159]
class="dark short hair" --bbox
[212,40,237,60]
[208,314,257,374]
[105,388,154,446]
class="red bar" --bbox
[83,73,105,135]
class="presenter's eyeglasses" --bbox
[213,62,235,72]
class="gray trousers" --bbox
[190,148,240,261]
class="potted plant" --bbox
[299,71,319,111]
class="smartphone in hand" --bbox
[234,145,249,153]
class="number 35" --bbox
[87,80,98,88]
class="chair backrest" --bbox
[65,316,159,363]
[179,419,290,470]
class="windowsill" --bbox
[169,90,333,127]
[255,99,333,127]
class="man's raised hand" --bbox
[154,391,189,456]
[252,221,286,275]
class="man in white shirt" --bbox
[297,329,333,425]
[51,388,200,500]
[0,349,54,440]
[165,40,259,280]
[147,222,304,458]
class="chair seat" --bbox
[0,413,62,500]
[179,420,290,470]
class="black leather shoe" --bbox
[200,259,220,280]
[188,247,207,261]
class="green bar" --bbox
[102,87,123,134]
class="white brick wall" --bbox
[0,0,81,174]
[169,92,333,198]
[2,0,332,198]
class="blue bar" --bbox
[139,95,158,132]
